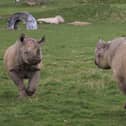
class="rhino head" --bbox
[95,39,111,69]
[18,33,45,65]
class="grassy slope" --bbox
[0,1,126,126]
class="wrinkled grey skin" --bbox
[95,37,126,108]
[4,33,45,97]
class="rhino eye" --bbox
[98,54,101,58]
[24,51,29,54]
[37,49,40,54]
[97,53,102,58]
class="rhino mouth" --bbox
[28,58,41,65]
[94,59,98,66]
[94,60,110,69]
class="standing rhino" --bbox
[4,33,45,97]
[95,37,126,108]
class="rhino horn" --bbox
[20,33,25,42]
[38,35,45,44]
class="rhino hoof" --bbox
[18,90,27,97]
[26,89,36,96]
[124,104,126,109]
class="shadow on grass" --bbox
[93,108,126,120]
[0,90,17,102]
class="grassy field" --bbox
[1,0,126,126]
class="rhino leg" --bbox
[9,71,27,97]
[117,76,126,94]
[26,71,40,96]
[117,75,126,109]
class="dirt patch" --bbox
[68,21,91,26]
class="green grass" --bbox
[1,0,126,126]
[1,0,126,23]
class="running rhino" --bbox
[4,33,45,97]
[95,37,126,108]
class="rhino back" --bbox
[4,43,18,71]
[107,37,126,65]
[110,38,126,80]
[109,37,126,53]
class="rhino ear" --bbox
[38,35,45,45]
[96,39,105,48]
[20,33,25,42]
[98,39,105,44]
[97,39,110,50]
